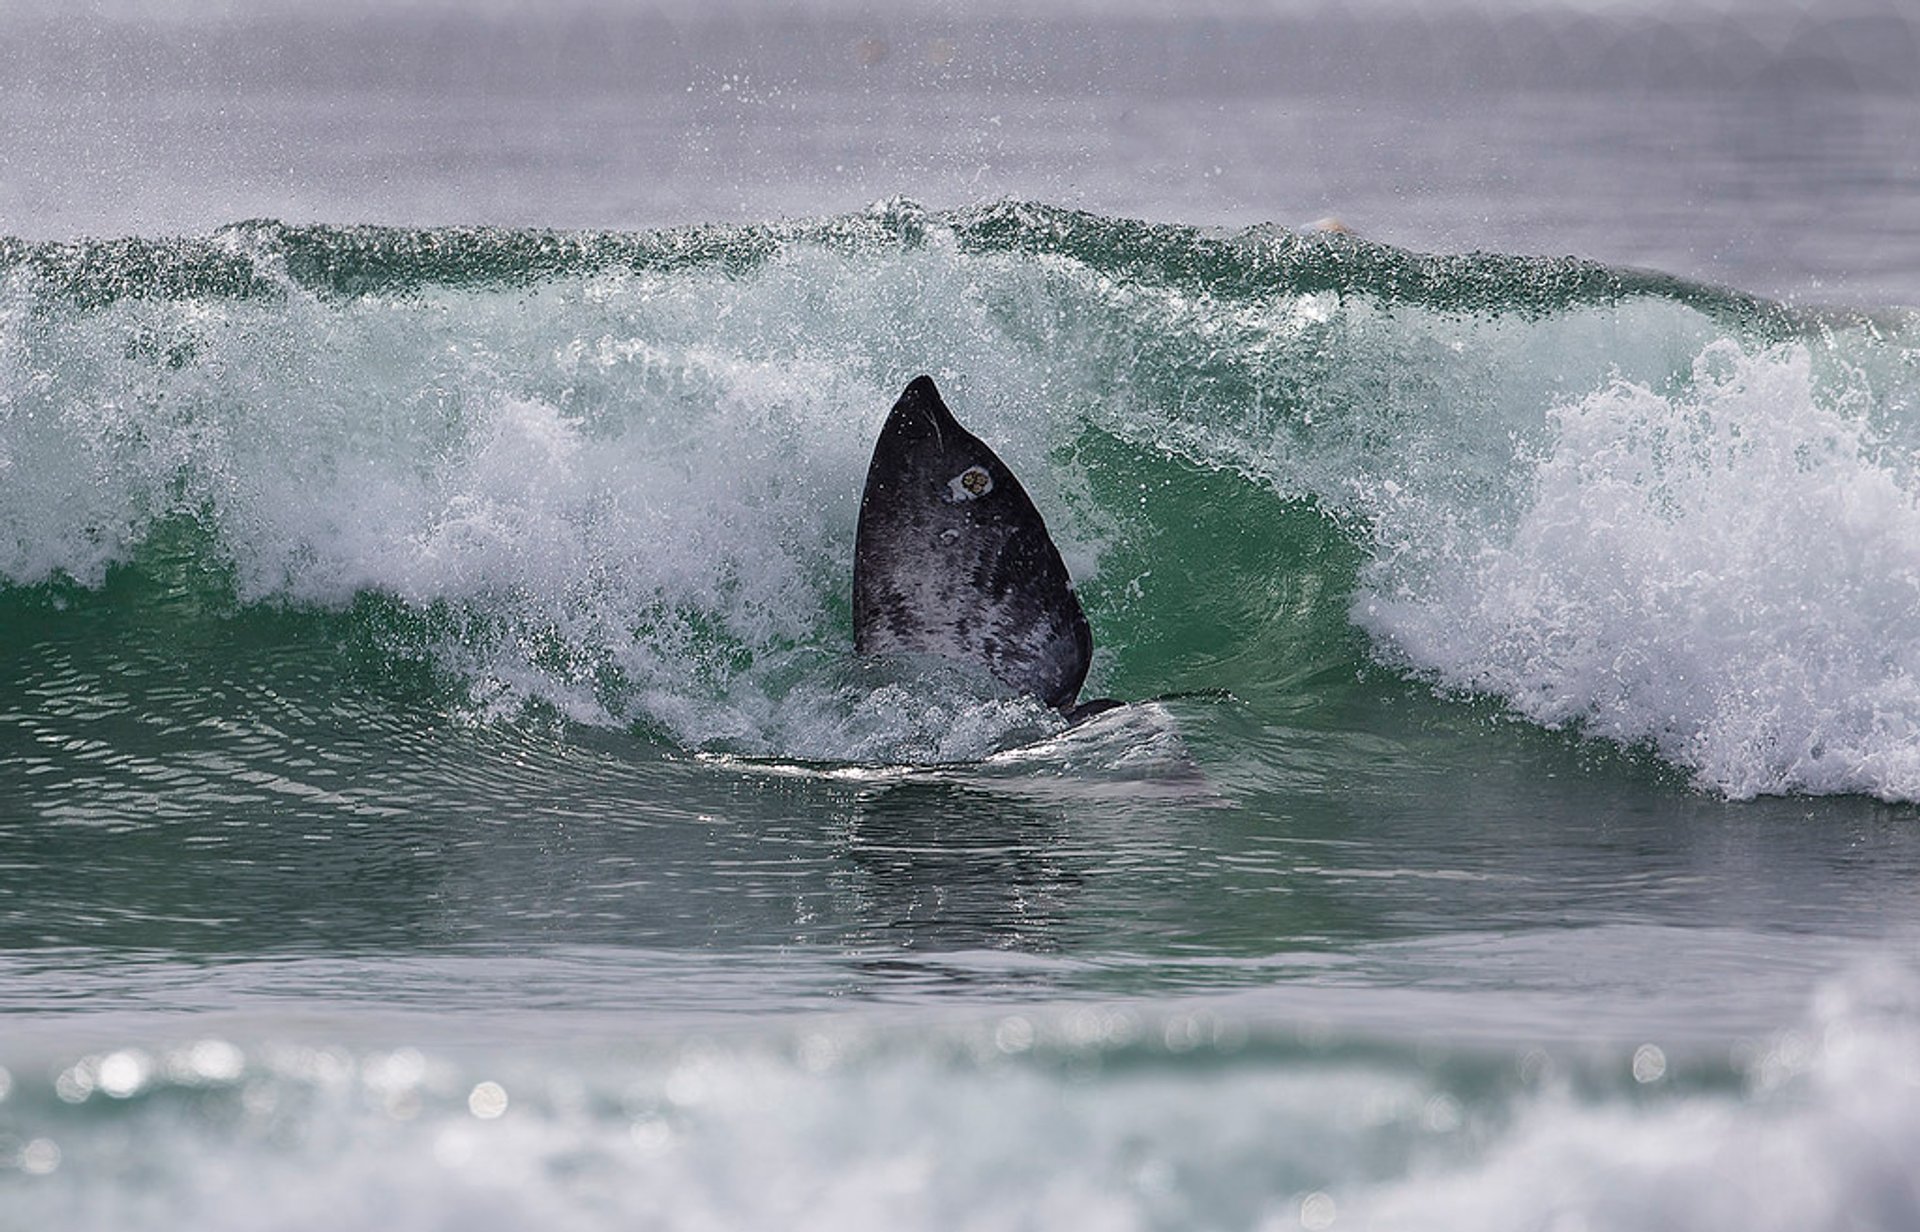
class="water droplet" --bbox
[468,1080,509,1119]
[1301,1190,1337,1229]
[98,1049,153,1099]
[21,1138,61,1176]
[994,1016,1035,1054]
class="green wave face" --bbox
[2,202,1916,792]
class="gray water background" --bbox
[2,0,1917,306]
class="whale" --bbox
[853,375,1120,722]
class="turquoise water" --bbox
[5,3,1920,1229]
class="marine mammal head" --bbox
[852,376,1094,712]
[864,374,965,481]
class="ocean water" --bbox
[4,1,1920,1228]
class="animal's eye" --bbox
[947,465,994,502]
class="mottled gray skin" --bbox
[854,375,1093,712]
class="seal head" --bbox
[853,376,1095,712]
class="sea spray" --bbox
[3,202,1916,790]
[1358,339,1920,799]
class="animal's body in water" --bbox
[853,375,1120,722]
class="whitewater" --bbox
[4,202,1916,793]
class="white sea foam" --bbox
[1359,337,1920,799]
[6,225,1918,785]
[7,962,1919,1231]
[0,241,1103,761]
[1359,959,1920,1232]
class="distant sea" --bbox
[4,2,1919,1228]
